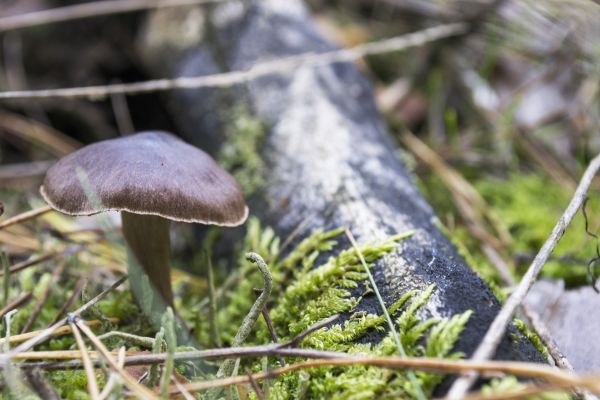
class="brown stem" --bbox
[121,212,173,309]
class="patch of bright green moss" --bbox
[477,173,600,287]
[514,318,549,362]
[46,370,106,400]
[419,170,600,290]
[198,217,473,399]
[481,376,570,400]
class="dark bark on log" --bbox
[138,0,544,366]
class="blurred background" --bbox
[1,0,600,289]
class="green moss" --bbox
[45,370,106,400]
[259,284,472,400]
[477,173,600,287]
[514,318,549,362]
[419,170,600,290]
[197,218,473,399]
[219,106,266,196]
[2,216,473,399]
[481,376,571,400]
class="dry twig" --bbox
[75,318,157,400]
[48,275,88,325]
[9,344,600,398]
[98,347,126,400]
[164,356,600,395]
[0,23,466,100]
[401,131,586,380]
[0,206,53,231]
[1,275,126,357]
[22,368,60,400]
[0,292,33,319]
[0,319,117,347]
[446,152,600,399]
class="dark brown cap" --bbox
[40,131,248,226]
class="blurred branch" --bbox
[0,23,467,100]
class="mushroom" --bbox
[40,131,248,317]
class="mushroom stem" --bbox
[121,212,174,311]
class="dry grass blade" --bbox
[165,356,600,395]
[98,347,126,400]
[446,152,600,399]
[70,321,100,399]
[0,0,224,32]
[0,292,33,319]
[109,86,135,136]
[75,319,158,400]
[0,23,466,100]
[283,314,340,348]
[0,248,78,276]
[0,230,39,251]
[254,288,285,366]
[244,366,264,399]
[0,319,117,347]
[0,205,53,231]
[345,229,426,400]
[3,275,126,357]
[8,350,126,360]
[172,375,196,400]
[9,345,600,397]
[0,111,81,156]
[516,132,577,191]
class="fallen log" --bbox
[137,0,543,369]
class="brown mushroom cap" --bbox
[40,131,248,226]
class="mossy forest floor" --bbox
[2,0,600,399]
